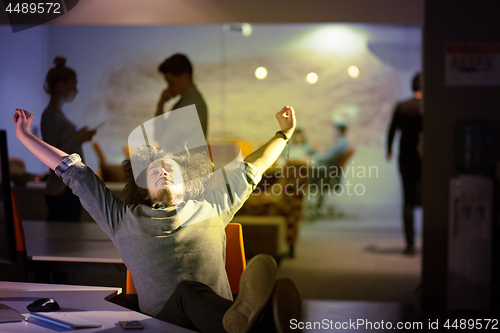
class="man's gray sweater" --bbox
[59,156,261,316]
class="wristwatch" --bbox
[275,130,289,143]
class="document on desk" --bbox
[30,312,103,329]
[0,303,26,323]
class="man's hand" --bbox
[244,106,297,174]
[13,109,68,171]
[275,106,296,139]
[386,152,392,161]
[159,87,176,104]
[13,109,34,138]
[155,88,176,116]
[276,106,296,138]
[77,126,97,143]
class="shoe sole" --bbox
[273,278,302,333]
[223,254,277,333]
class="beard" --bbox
[149,187,175,207]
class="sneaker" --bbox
[272,278,302,333]
[223,254,277,333]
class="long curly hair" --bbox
[122,146,213,206]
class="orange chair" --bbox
[338,147,356,173]
[224,222,246,295]
[328,146,356,191]
[207,140,255,170]
[4,191,29,282]
[314,146,356,217]
[11,192,26,253]
[126,269,137,296]
[92,140,127,182]
[126,222,246,310]
[232,140,254,158]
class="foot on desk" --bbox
[223,254,277,333]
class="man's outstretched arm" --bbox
[14,108,126,233]
[244,106,296,175]
[13,109,67,170]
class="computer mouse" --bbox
[27,298,60,312]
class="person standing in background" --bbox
[41,56,96,221]
[386,73,423,255]
[155,53,208,139]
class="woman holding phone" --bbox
[41,56,96,221]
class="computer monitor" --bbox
[0,130,17,265]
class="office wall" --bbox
[0,0,424,25]
[1,24,421,210]
[0,26,49,173]
[422,1,500,310]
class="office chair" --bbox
[125,270,140,312]
[10,191,70,284]
[3,191,29,282]
[11,191,26,253]
[224,222,247,295]
[125,222,246,311]
[332,147,356,188]
[92,140,127,182]
[311,147,356,218]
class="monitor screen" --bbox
[0,130,17,265]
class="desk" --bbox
[16,224,417,332]
[22,221,124,286]
[23,221,122,263]
[23,221,111,242]
[0,282,418,333]
[0,281,194,332]
[14,182,126,222]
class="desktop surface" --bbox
[0,281,194,332]
[10,223,408,332]
[14,182,126,222]
[23,221,122,263]
[23,221,111,241]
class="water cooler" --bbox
[447,121,493,311]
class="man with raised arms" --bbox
[13,106,301,333]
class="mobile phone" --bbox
[119,320,144,330]
[94,120,107,130]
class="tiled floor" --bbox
[277,205,422,304]
[276,206,426,332]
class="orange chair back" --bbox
[126,269,137,295]
[224,222,246,294]
[11,191,26,252]
[92,141,107,165]
[339,147,355,169]
[232,140,254,158]
[126,223,246,296]
[92,140,127,182]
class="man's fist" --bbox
[275,106,296,138]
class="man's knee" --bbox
[176,280,198,294]
[175,280,213,299]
